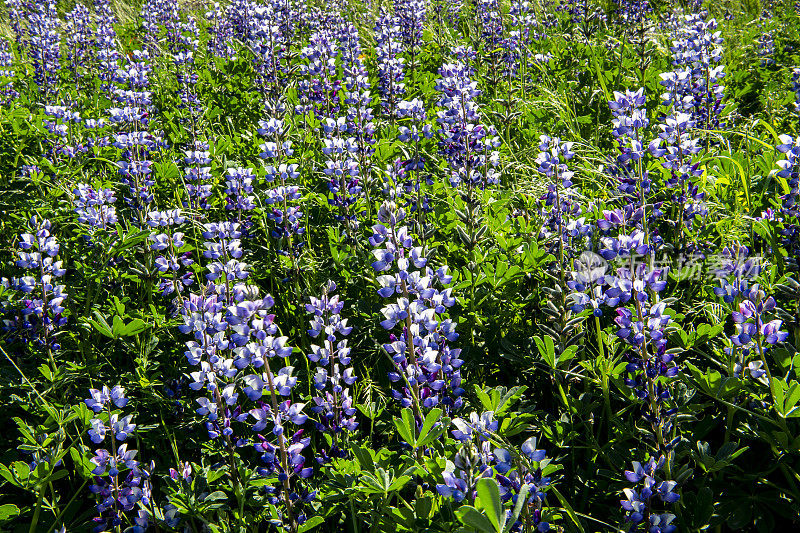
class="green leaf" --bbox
[455,505,495,533]
[298,516,324,532]
[393,411,415,447]
[204,491,228,502]
[476,478,504,533]
[0,504,20,522]
[388,475,411,492]
[89,311,114,338]
[417,408,441,442]
[120,318,147,336]
[507,484,530,532]
[551,487,585,533]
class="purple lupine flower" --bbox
[88,443,151,532]
[436,55,502,195]
[259,115,304,257]
[247,4,288,96]
[183,142,213,211]
[451,411,498,442]
[224,167,257,226]
[620,456,679,528]
[74,185,117,235]
[64,3,94,87]
[436,442,495,502]
[204,2,237,60]
[396,98,434,231]
[494,437,553,531]
[25,0,61,97]
[394,0,426,81]
[179,228,311,529]
[148,209,194,298]
[94,0,121,96]
[775,135,800,264]
[10,217,67,353]
[375,12,406,118]
[297,30,340,118]
[85,385,129,413]
[371,200,464,416]
[84,387,149,532]
[321,117,363,233]
[0,39,18,105]
[306,281,358,451]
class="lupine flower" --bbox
[620,456,680,528]
[375,12,406,117]
[371,200,463,415]
[74,184,117,235]
[183,142,213,211]
[148,209,194,298]
[321,117,363,233]
[83,387,150,533]
[776,135,800,264]
[64,3,94,86]
[0,39,19,105]
[205,2,237,60]
[259,115,304,257]
[436,56,501,196]
[306,281,358,450]
[437,442,495,501]
[11,217,67,354]
[94,0,121,96]
[494,437,553,531]
[396,98,434,229]
[26,0,61,96]
[297,30,340,118]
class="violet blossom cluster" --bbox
[297,30,340,118]
[440,412,555,532]
[64,3,94,85]
[248,4,286,97]
[258,116,304,256]
[306,281,358,457]
[370,200,464,415]
[588,201,680,450]
[340,26,377,215]
[183,142,213,211]
[11,217,67,354]
[148,209,194,298]
[775,135,800,266]
[321,117,363,232]
[438,412,497,501]
[375,12,406,117]
[397,98,434,226]
[620,456,679,532]
[112,50,160,214]
[718,281,788,382]
[43,104,88,162]
[73,184,118,236]
[179,221,313,528]
[204,1,237,60]
[0,39,18,104]
[25,0,61,96]
[436,57,501,196]
[535,135,591,263]
[84,386,152,533]
[94,0,121,96]
[648,111,706,237]
[666,14,726,132]
[394,0,426,76]
[224,167,257,226]
[609,89,650,196]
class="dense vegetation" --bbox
[0,0,799,531]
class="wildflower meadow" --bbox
[0,0,799,531]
